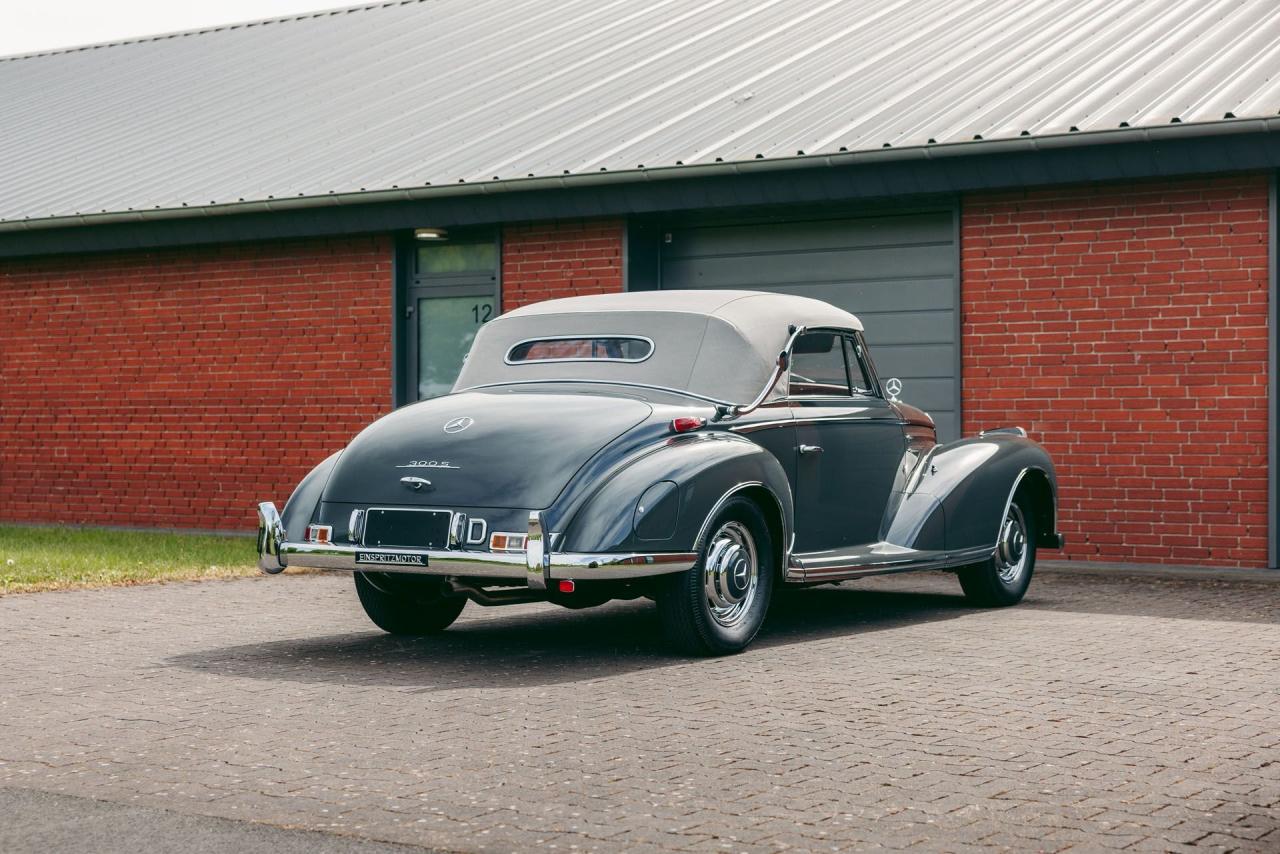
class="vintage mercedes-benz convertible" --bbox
[258,290,1062,655]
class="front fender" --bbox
[917,434,1059,552]
[559,433,793,559]
[280,451,343,541]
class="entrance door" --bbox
[405,235,499,401]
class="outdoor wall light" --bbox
[414,227,449,240]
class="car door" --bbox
[789,331,905,553]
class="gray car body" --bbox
[268,295,1063,588]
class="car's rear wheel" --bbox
[958,498,1036,606]
[657,497,774,655]
[354,572,466,635]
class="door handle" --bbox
[799,444,823,455]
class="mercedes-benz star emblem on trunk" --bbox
[443,416,474,434]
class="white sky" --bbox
[0,1,348,57]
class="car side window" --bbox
[789,332,852,396]
[844,336,876,395]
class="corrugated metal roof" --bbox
[1,0,1278,228]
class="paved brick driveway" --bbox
[1,568,1277,853]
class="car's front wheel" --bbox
[957,498,1036,606]
[354,572,466,635]
[657,497,775,655]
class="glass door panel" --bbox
[415,294,496,400]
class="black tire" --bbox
[958,497,1037,607]
[657,497,775,656]
[354,572,466,635]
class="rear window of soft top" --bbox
[505,336,654,364]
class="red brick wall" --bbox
[502,219,624,311]
[962,175,1271,567]
[0,237,393,531]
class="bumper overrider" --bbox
[256,502,696,588]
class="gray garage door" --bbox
[659,210,959,440]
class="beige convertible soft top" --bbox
[453,290,863,404]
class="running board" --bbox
[786,543,993,583]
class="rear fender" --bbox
[912,434,1060,552]
[559,434,793,564]
[280,451,343,541]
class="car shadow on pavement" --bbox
[167,585,976,690]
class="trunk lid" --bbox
[322,390,652,509]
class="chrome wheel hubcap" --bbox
[703,521,759,628]
[995,504,1029,584]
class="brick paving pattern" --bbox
[1,569,1277,852]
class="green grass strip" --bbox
[0,525,258,594]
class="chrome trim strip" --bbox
[979,426,1028,438]
[503,334,656,365]
[728,418,794,434]
[694,482,763,552]
[778,394,880,404]
[456,378,732,407]
[998,465,1061,549]
[256,503,694,582]
[999,469,1033,546]
[449,512,468,547]
[692,481,792,572]
[730,412,901,434]
[347,508,365,543]
[787,544,993,582]
[546,551,698,579]
[732,415,903,433]
[789,414,901,428]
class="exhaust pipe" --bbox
[444,579,546,607]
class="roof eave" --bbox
[2,116,1277,234]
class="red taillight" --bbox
[305,524,332,544]
[489,532,528,553]
[670,416,706,434]
[558,580,576,594]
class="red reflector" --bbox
[670,416,706,434]
[558,580,576,594]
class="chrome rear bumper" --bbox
[256,502,695,585]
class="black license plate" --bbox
[362,508,451,550]
[356,551,428,567]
